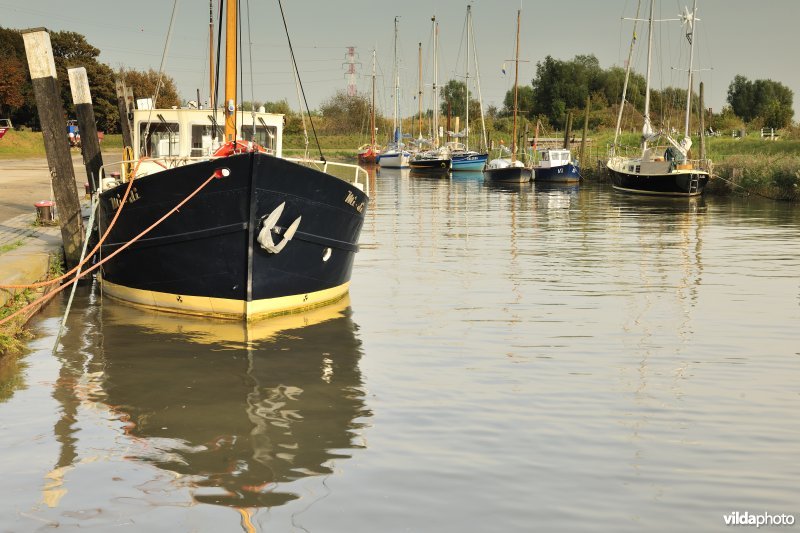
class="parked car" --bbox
[0,118,11,140]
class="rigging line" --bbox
[213,0,225,141]
[277,0,324,162]
[142,0,180,153]
[469,8,488,152]
[246,0,256,140]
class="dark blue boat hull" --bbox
[534,162,580,182]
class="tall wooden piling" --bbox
[579,96,591,173]
[68,67,103,193]
[563,112,573,150]
[699,82,706,161]
[115,79,134,149]
[22,28,83,268]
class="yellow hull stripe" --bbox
[99,276,351,321]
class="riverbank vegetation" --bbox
[2,25,797,199]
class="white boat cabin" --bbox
[132,107,284,160]
[536,148,573,168]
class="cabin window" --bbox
[140,122,179,157]
[541,152,549,161]
[247,125,278,153]
[191,124,223,157]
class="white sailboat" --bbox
[606,0,711,196]
[379,16,411,169]
[484,9,532,183]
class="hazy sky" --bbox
[3,0,799,122]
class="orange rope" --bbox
[0,171,220,327]
[0,172,137,290]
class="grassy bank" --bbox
[5,127,800,200]
[0,130,123,159]
[0,254,63,358]
[710,154,800,200]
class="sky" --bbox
[2,0,799,123]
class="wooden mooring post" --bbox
[579,96,590,173]
[563,112,573,150]
[22,28,83,269]
[114,79,134,149]
[699,82,706,161]
[68,67,104,194]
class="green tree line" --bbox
[1,26,793,140]
[0,26,179,134]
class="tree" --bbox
[50,31,119,133]
[530,55,603,127]
[0,55,26,117]
[319,90,370,134]
[727,75,793,128]
[117,67,181,109]
[727,75,756,122]
[0,26,36,127]
[501,85,534,118]
[439,79,481,123]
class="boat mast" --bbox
[511,9,521,163]
[642,0,655,153]
[418,42,423,140]
[371,48,376,148]
[613,0,642,155]
[224,0,237,142]
[432,16,439,149]
[393,16,399,145]
[683,0,698,139]
[465,5,471,151]
[209,0,215,110]
[469,6,487,152]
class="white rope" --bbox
[53,192,99,353]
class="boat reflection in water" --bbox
[98,295,370,508]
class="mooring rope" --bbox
[0,171,137,290]
[0,170,221,327]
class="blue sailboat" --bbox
[452,4,488,172]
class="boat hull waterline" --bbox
[98,152,368,320]
[451,152,488,171]
[484,166,532,183]
[608,167,709,196]
[534,162,580,183]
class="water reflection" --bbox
[449,170,484,183]
[0,354,26,404]
[482,179,533,194]
[92,296,370,508]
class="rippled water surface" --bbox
[1,169,799,532]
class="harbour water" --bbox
[1,170,799,531]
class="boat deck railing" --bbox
[285,157,369,195]
[98,155,369,196]
[607,145,712,173]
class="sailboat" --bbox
[357,49,380,165]
[449,4,488,172]
[409,15,452,173]
[379,17,411,169]
[95,0,369,320]
[606,0,710,196]
[484,9,532,183]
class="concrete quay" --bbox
[0,150,119,321]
